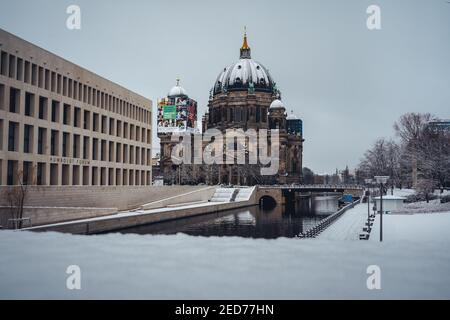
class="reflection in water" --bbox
[118,195,340,239]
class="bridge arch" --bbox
[259,195,277,210]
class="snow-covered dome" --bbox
[270,99,285,110]
[212,32,276,96]
[168,79,188,98]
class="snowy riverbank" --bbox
[1,227,450,299]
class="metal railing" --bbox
[260,184,364,190]
[297,198,362,239]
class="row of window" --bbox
[209,106,268,124]
[3,159,151,186]
[0,84,152,144]
[0,50,151,124]
[1,120,152,166]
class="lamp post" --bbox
[375,176,390,242]
[365,178,373,230]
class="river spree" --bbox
[118,195,340,239]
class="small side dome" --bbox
[168,79,188,98]
[270,99,285,110]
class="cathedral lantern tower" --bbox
[268,99,287,131]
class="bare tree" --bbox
[357,138,401,189]
[394,113,436,187]
[416,178,438,203]
[5,166,35,229]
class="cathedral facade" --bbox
[159,32,304,186]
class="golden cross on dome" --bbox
[241,26,249,50]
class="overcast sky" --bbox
[1,0,449,173]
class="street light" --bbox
[364,178,374,231]
[374,176,390,242]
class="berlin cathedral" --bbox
[158,32,304,186]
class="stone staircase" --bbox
[210,187,255,203]
[210,188,236,202]
[234,187,255,202]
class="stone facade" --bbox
[0,28,153,187]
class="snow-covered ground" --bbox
[1,189,450,300]
[370,211,450,242]
[318,203,369,240]
[1,228,450,299]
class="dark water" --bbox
[118,196,339,239]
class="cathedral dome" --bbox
[212,31,276,96]
[168,79,188,98]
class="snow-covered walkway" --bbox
[318,203,369,240]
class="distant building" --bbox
[157,80,199,185]
[427,120,450,133]
[0,29,153,186]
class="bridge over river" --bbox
[256,185,364,209]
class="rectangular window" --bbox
[50,163,58,186]
[73,134,80,158]
[73,165,80,185]
[8,54,16,78]
[38,127,47,155]
[51,130,59,156]
[39,96,48,120]
[25,92,35,116]
[101,115,107,134]
[51,100,60,122]
[101,140,106,161]
[63,76,67,96]
[116,120,122,137]
[9,87,20,113]
[37,163,45,186]
[24,61,31,83]
[92,138,98,160]
[0,119,3,151]
[93,113,99,132]
[23,161,32,185]
[62,132,70,157]
[83,136,89,160]
[63,104,71,125]
[23,124,33,153]
[38,67,44,88]
[74,107,81,127]
[7,160,17,185]
[109,141,114,162]
[0,84,5,110]
[68,79,73,98]
[109,118,115,135]
[45,69,50,90]
[57,74,62,94]
[16,58,23,81]
[8,121,19,152]
[83,110,90,130]
[0,51,7,76]
[62,164,70,185]
[51,72,56,92]
[116,143,122,163]
[31,64,37,86]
